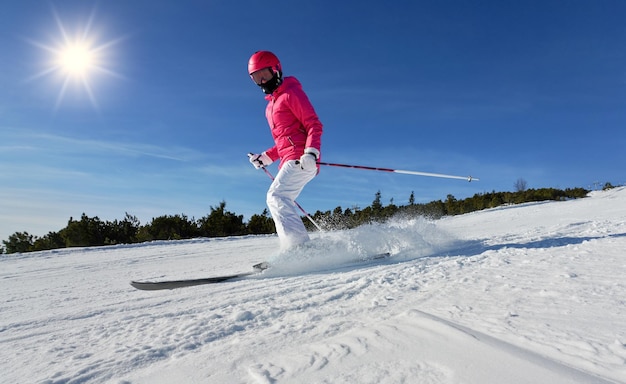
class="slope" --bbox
[1,188,625,383]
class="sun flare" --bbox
[29,8,121,110]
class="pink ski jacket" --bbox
[263,76,323,169]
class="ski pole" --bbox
[248,154,324,232]
[316,161,479,182]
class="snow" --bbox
[2,188,626,384]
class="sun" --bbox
[29,8,122,110]
[58,43,96,77]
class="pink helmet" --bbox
[248,51,282,75]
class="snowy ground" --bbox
[2,187,626,384]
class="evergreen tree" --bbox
[62,214,106,247]
[138,214,198,241]
[3,232,34,253]
[247,209,275,234]
[372,190,383,212]
[198,201,245,237]
[104,213,140,244]
[445,194,457,215]
[32,231,64,251]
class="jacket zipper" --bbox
[269,98,275,129]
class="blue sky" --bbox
[1,0,625,242]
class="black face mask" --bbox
[258,71,283,94]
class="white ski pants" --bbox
[266,160,317,250]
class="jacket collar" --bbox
[264,76,297,100]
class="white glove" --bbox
[299,147,319,171]
[249,152,273,169]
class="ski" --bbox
[130,253,391,291]
[130,272,255,290]
[130,262,269,291]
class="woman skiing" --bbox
[247,51,323,250]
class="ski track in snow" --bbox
[1,188,626,383]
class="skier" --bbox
[247,51,323,250]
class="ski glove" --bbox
[299,147,319,171]
[249,152,273,169]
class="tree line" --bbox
[304,186,592,231]
[0,186,602,254]
[2,202,274,254]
